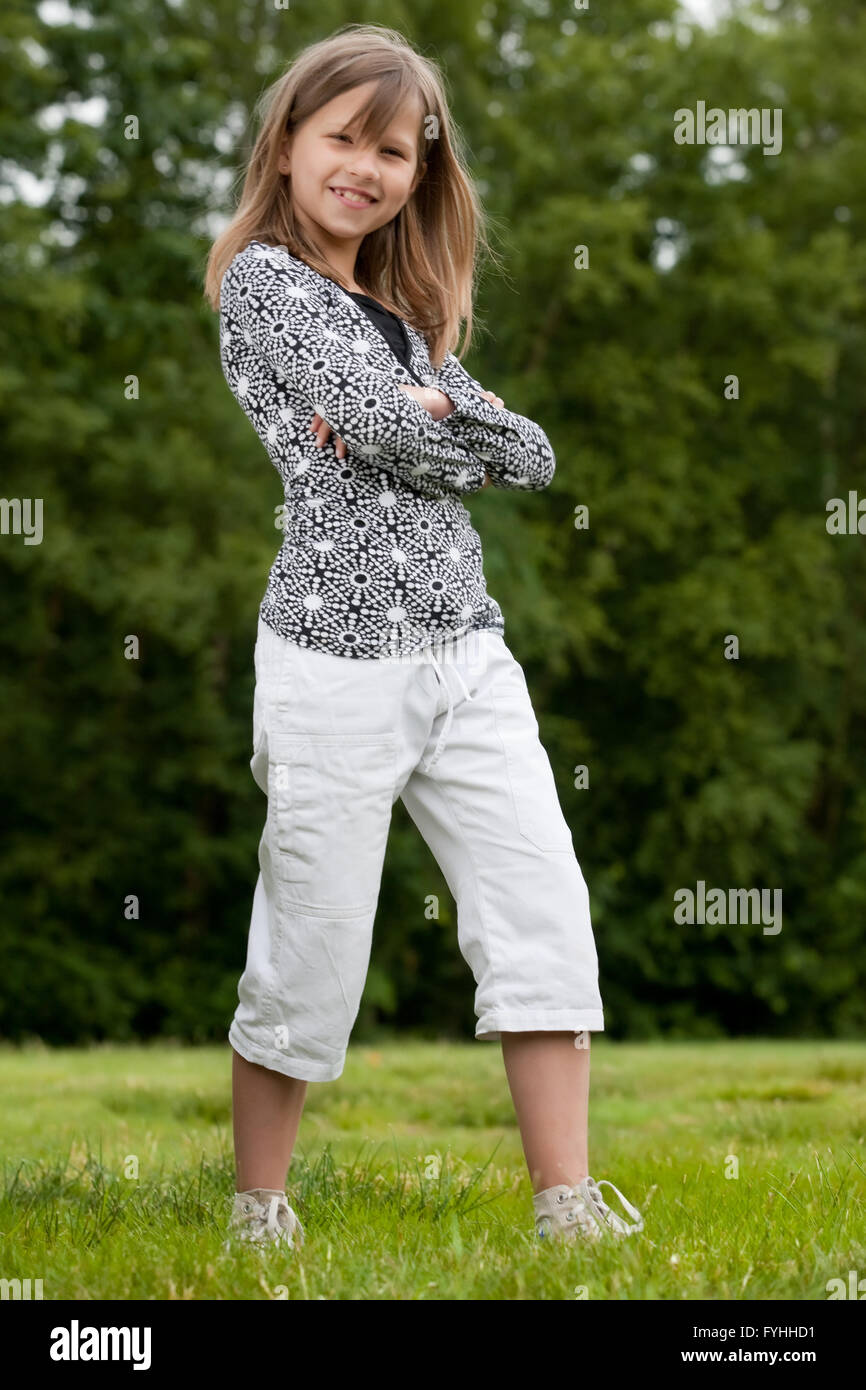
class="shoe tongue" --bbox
[243,1188,290,1220]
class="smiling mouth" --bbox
[329,187,377,206]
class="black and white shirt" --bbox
[218,238,556,659]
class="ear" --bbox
[278,134,292,175]
[411,159,428,194]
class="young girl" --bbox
[205,23,643,1252]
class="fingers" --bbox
[480,389,505,409]
[309,415,347,458]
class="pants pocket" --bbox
[250,686,268,788]
[490,675,574,853]
[266,731,397,917]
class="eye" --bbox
[330,134,405,158]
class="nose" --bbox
[345,166,377,187]
[346,145,380,179]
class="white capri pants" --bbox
[228,616,604,1082]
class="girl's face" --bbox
[279,82,427,264]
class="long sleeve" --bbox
[222,252,488,500]
[430,350,556,491]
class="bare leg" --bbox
[231,1047,308,1192]
[500,1031,590,1193]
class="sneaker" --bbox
[534,1176,644,1243]
[223,1188,305,1251]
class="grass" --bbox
[1,1037,865,1299]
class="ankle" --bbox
[533,1173,589,1196]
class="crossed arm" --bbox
[224,249,555,497]
[310,382,504,490]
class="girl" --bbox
[205,23,643,1252]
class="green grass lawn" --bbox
[1,1037,865,1300]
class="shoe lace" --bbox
[553,1187,600,1237]
[240,1193,292,1240]
[578,1176,643,1234]
[264,1195,283,1239]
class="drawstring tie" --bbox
[421,649,474,773]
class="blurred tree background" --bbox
[1,0,863,1047]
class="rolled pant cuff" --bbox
[228,1021,346,1083]
[475,1009,605,1040]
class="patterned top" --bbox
[218,238,556,659]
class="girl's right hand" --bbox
[310,384,505,458]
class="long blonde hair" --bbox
[202,23,503,368]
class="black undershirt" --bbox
[347,290,417,376]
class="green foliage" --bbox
[1,2,864,1042]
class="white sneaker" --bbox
[223,1188,305,1252]
[534,1176,644,1243]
